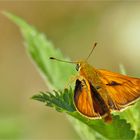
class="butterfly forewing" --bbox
[99,69,140,110]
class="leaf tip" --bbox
[2,11,14,20]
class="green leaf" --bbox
[4,12,136,140]
[72,114,135,140]
[32,88,135,140]
[3,11,75,90]
[32,88,75,112]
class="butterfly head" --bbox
[75,60,88,71]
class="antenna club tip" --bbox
[94,42,97,46]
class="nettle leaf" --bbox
[3,11,75,90]
[5,12,136,140]
[72,113,135,140]
[32,88,135,140]
[32,88,75,112]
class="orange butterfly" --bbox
[50,43,140,123]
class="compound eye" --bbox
[76,63,80,71]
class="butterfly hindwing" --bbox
[74,78,112,122]
[74,79,100,118]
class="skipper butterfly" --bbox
[50,43,140,123]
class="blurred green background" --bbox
[1,1,140,140]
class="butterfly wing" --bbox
[74,78,112,123]
[98,69,140,111]
[74,79,100,118]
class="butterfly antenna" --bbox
[86,42,97,61]
[50,57,76,64]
